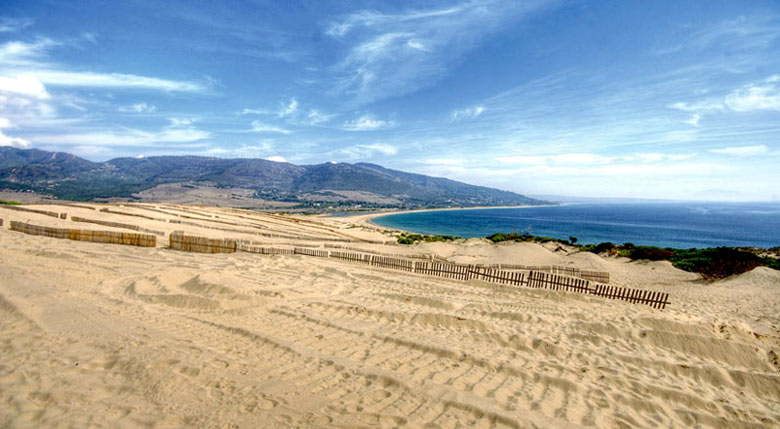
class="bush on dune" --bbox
[397,232,459,245]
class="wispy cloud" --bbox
[495,152,696,166]
[683,113,701,127]
[710,145,768,157]
[450,105,485,122]
[0,39,205,92]
[306,109,335,125]
[28,70,205,92]
[342,114,395,131]
[327,1,552,103]
[277,97,298,118]
[118,102,157,113]
[0,17,34,33]
[724,75,780,112]
[358,143,397,155]
[249,121,291,134]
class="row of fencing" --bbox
[431,255,610,284]
[324,243,432,259]
[4,221,668,309]
[9,221,156,247]
[71,216,165,236]
[0,204,67,219]
[169,233,237,253]
[177,239,666,309]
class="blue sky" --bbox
[1,0,779,201]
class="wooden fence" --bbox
[432,257,611,284]
[293,247,329,257]
[9,221,156,247]
[169,233,236,254]
[71,216,165,236]
[99,207,160,221]
[242,244,667,309]
[0,205,64,219]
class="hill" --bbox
[0,147,545,209]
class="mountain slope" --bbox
[0,147,545,207]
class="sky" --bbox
[1,0,779,201]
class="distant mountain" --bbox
[0,147,546,208]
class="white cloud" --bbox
[724,75,780,111]
[710,145,768,157]
[118,102,156,113]
[328,2,549,103]
[168,117,196,127]
[420,158,464,166]
[358,143,397,155]
[266,155,287,163]
[450,105,485,121]
[0,74,50,98]
[307,109,335,125]
[342,114,395,131]
[683,113,701,127]
[30,120,210,147]
[667,101,724,112]
[27,70,204,92]
[250,121,291,134]
[496,152,696,166]
[0,17,34,33]
[0,117,31,148]
[278,98,298,118]
[0,39,204,92]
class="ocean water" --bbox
[372,202,780,249]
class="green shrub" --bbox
[629,246,674,261]
[0,199,22,206]
[670,247,763,279]
[592,242,615,254]
[397,233,458,245]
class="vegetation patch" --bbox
[486,232,570,245]
[0,199,21,205]
[484,232,780,279]
[397,232,459,245]
[580,241,779,279]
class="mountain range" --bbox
[0,147,545,209]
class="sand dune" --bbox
[1,203,779,428]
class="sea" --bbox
[371,202,780,249]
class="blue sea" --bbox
[372,202,780,249]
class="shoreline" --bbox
[352,204,559,232]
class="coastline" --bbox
[351,204,558,233]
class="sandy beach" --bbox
[1,202,779,428]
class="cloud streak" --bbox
[327,1,552,103]
[342,114,395,131]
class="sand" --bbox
[1,203,779,428]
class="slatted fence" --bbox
[169,233,236,253]
[0,205,63,219]
[368,255,416,272]
[239,245,294,255]
[99,207,160,221]
[134,231,666,309]
[71,216,165,236]
[9,221,156,247]
[414,262,472,281]
[294,248,330,257]
[468,267,525,286]
[591,283,669,309]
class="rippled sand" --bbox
[1,203,779,428]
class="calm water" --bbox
[372,202,780,249]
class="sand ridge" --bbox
[1,202,779,428]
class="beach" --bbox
[1,202,779,428]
